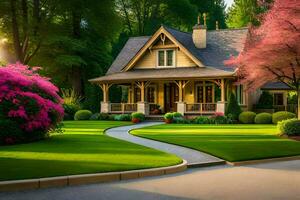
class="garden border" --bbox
[0,160,187,192]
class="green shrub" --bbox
[272,111,296,124]
[193,116,211,124]
[239,111,256,124]
[278,119,300,136]
[90,113,100,120]
[131,112,145,122]
[172,112,183,118]
[255,91,273,109]
[0,120,24,145]
[254,113,272,124]
[114,114,132,121]
[63,103,81,120]
[74,110,93,120]
[99,113,109,120]
[108,114,116,121]
[226,92,242,120]
[164,112,173,120]
[173,117,190,124]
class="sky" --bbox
[225,0,234,8]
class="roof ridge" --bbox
[128,36,151,39]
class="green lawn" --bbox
[131,124,300,162]
[0,121,181,181]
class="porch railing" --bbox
[185,103,217,114]
[110,103,137,114]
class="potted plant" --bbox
[131,112,145,123]
[164,112,173,124]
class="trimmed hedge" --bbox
[254,113,272,124]
[239,111,256,124]
[278,118,300,136]
[131,112,145,123]
[74,110,93,120]
[272,111,296,124]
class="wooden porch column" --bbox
[221,79,225,102]
[99,83,112,103]
[174,80,189,103]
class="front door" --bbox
[164,83,179,113]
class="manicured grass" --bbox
[131,124,300,162]
[0,121,181,181]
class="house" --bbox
[89,19,292,116]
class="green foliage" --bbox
[74,110,93,121]
[193,116,211,124]
[131,112,145,122]
[90,113,101,120]
[239,111,256,124]
[0,119,23,145]
[172,112,183,118]
[99,113,110,120]
[226,92,242,120]
[63,104,81,120]
[114,114,132,121]
[272,111,296,124]
[164,112,174,120]
[255,91,274,109]
[61,88,83,106]
[278,119,300,136]
[254,113,272,124]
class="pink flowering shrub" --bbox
[0,63,64,144]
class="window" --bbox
[146,86,156,103]
[274,93,284,105]
[236,85,244,105]
[157,50,175,67]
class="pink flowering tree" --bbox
[0,63,64,144]
[225,0,300,118]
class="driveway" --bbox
[1,160,299,200]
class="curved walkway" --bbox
[106,122,224,166]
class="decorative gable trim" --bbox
[122,26,204,72]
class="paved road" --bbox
[106,122,223,166]
[1,160,299,200]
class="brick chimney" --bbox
[192,14,207,49]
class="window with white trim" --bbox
[157,50,175,67]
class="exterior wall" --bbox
[184,81,194,104]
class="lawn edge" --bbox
[227,155,300,166]
[130,127,300,164]
[0,159,187,192]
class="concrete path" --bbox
[1,160,299,200]
[106,122,224,166]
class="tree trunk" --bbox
[297,89,300,119]
[10,0,23,62]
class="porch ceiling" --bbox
[89,67,235,84]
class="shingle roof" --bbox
[261,82,292,90]
[165,27,248,72]
[106,36,151,74]
[105,26,248,75]
[90,67,235,83]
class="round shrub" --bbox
[164,112,173,120]
[254,113,272,124]
[172,112,183,118]
[74,110,93,120]
[0,63,64,144]
[131,112,145,123]
[278,119,300,136]
[193,116,211,124]
[272,111,296,124]
[63,103,81,120]
[239,111,256,124]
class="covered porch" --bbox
[89,68,236,116]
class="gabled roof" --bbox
[106,26,248,75]
[261,82,292,90]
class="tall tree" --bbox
[0,0,53,64]
[226,0,271,28]
[225,0,300,118]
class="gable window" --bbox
[157,50,175,67]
